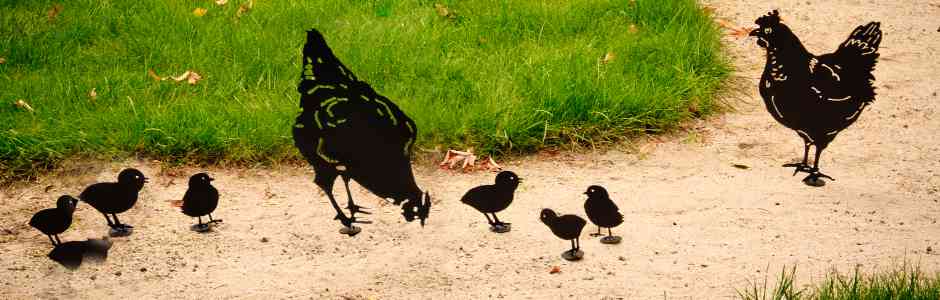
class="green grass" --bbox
[0,0,729,179]
[738,264,940,300]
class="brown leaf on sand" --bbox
[193,7,208,17]
[715,18,754,38]
[14,99,34,112]
[148,69,163,81]
[168,200,183,208]
[47,4,63,23]
[439,149,502,172]
[549,266,561,274]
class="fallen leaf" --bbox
[14,99,34,112]
[434,3,456,20]
[170,70,203,85]
[47,4,63,23]
[44,185,54,193]
[193,7,207,17]
[264,186,275,199]
[237,0,254,18]
[549,266,561,274]
[0,57,6,64]
[439,149,501,172]
[215,0,228,5]
[601,52,615,64]
[168,200,183,208]
[702,5,715,16]
[88,88,97,101]
[148,69,163,81]
[163,179,175,187]
[627,24,639,34]
[732,164,750,170]
[715,19,753,38]
[478,156,502,171]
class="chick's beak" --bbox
[749,28,760,37]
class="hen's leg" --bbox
[340,173,371,220]
[47,235,57,246]
[803,146,834,185]
[783,142,813,175]
[316,171,364,236]
[608,227,614,237]
[54,235,61,244]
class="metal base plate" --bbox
[600,236,622,244]
[803,177,826,187]
[191,224,211,233]
[339,226,362,236]
[489,224,511,233]
[108,227,132,237]
[561,249,584,261]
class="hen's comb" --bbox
[755,10,781,27]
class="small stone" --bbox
[261,237,269,243]
[114,271,122,276]
[140,267,147,272]
[927,246,933,254]
[90,275,96,280]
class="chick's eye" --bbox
[763,28,772,34]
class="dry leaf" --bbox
[715,19,753,38]
[47,4,63,23]
[434,3,456,20]
[14,99,34,112]
[702,5,715,16]
[549,266,561,274]
[0,57,6,64]
[193,7,208,17]
[439,149,501,172]
[163,179,175,187]
[601,52,615,64]
[148,69,163,81]
[215,0,228,5]
[628,24,639,34]
[88,88,97,101]
[237,0,254,18]
[168,200,183,208]
[170,70,203,85]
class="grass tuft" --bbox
[0,0,729,179]
[738,263,940,300]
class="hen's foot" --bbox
[782,162,814,176]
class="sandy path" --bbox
[2,1,938,299]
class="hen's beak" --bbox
[209,177,215,182]
[749,28,760,37]
[144,177,150,183]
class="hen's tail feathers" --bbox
[836,22,882,67]
[298,29,359,95]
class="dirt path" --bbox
[2,1,938,299]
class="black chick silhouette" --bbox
[292,29,430,236]
[79,168,148,236]
[29,195,78,246]
[176,173,220,232]
[540,208,587,261]
[750,10,882,186]
[461,171,521,233]
[583,185,623,244]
